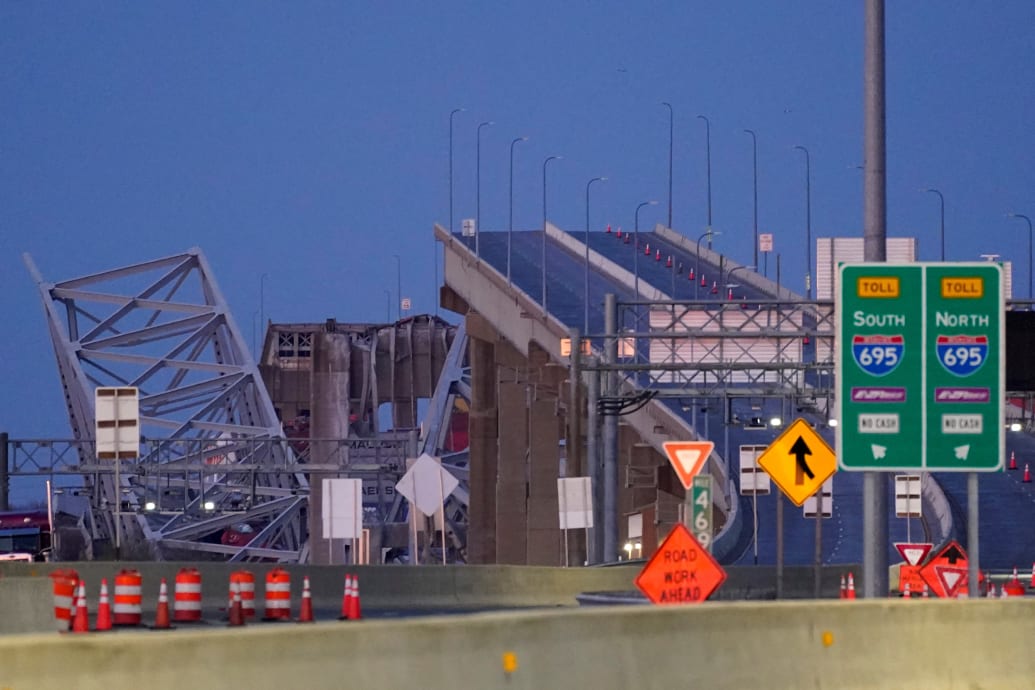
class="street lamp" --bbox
[384,289,391,322]
[694,229,720,300]
[448,108,465,234]
[585,176,607,334]
[1008,213,1033,300]
[793,145,812,299]
[697,114,713,248]
[475,121,493,257]
[726,265,757,300]
[259,272,268,343]
[634,200,659,302]
[922,188,945,261]
[508,136,529,284]
[662,102,673,229]
[444,107,464,317]
[744,129,758,270]
[392,254,402,320]
[542,155,562,310]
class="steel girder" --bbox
[24,248,309,562]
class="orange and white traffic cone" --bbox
[1009,451,1018,470]
[343,575,356,624]
[1023,464,1031,483]
[228,580,244,627]
[153,578,171,630]
[665,255,672,268]
[606,224,612,234]
[921,582,929,598]
[95,579,112,632]
[846,573,857,600]
[839,574,846,599]
[987,583,997,598]
[1001,585,1009,599]
[710,281,718,295]
[298,576,314,623]
[624,233,630,244]
[71,581,90,633]
[348,575,362,620]
[902,581,911,599]
[688,267,695,281]
[701,274,707,287]
[655,249,662,262]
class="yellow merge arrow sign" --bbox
[756,418,837,506]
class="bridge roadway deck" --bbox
[452,227,1035,570]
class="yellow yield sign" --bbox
[757,419,837,506]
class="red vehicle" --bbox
[0,510,52,561]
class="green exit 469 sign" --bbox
[836,263,1004,471]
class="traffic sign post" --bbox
[634,523,726,604]
[838,262,1002,597]
[691,476,712,553]
[837,263,1004,471]
[917,540,976,599]
[757,418,837,507]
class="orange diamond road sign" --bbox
[918,540,974,598]
[756,418,836,506]
[662,441,715,490]
[635,523,726,605]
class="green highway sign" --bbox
[691,475,713,553]
[836,263,1004,471]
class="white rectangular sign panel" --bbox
[803,478,834,518]
[895,474,923,518]
[95,386,140,459]
[739,445,771,495]
[322,478,363,539]
[557,477,593,530]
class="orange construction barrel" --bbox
[113,569,143,626]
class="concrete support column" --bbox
[496,341,530,564]
[309,331,351,565]
[467,332,498,564]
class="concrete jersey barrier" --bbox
[0,598,1032,689]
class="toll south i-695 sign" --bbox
[837,263,1004,472]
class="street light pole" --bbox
[697,114,713,248]
[475,121,493,257]
[634,200,659,302]
[1008,213,1033,300]
[448,108,464,234]
[444,107,464,317]
[542,155,562,310]
[726,265,757,300]
[694,229,718,300]
[793,145,812,299]
[744,129,758,271]
[585,176,607,334]
[259,272,268,343]
[923,188,945,261]
[508,136,529,284]
[392,254,402,320]
[662,102,673,229]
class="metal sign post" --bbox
[838,262,1004,597]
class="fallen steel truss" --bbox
[24,248,308,561]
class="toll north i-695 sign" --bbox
[836,263,1003,472]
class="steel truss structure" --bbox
[610,299,836,399]
[24,248,308,561]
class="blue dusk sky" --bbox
[1,2,1032,438]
